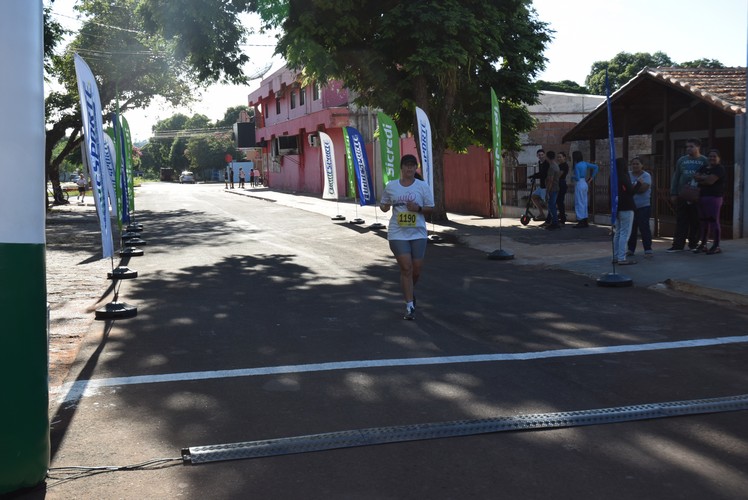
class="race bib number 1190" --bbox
[397,211,417,227]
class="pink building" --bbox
[248,66,354,195]
[248,65,506,217]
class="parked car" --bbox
[179,171,195,184]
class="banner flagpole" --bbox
[320,132,345,221]
[488,88,513,260]
[414,107,438,240]
[343,127,365,224]
[598,69,632,287]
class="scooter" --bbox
[519,177,538,226]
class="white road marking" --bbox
[55,335,748,403]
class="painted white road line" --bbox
[55,335,748,403]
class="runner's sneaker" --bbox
[666,246,684,253]
[404,305,415,320]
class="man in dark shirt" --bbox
[529,149,549,222]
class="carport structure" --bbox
[563,67,747,238]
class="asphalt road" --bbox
[32,183,748,499]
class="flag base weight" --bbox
[350,218,365,225]
[120,247,144,257]
[126,223,143,232]
[487,249,514,260]
[107,266,138,280]
[124,238,147,246]
[428,234,443,242]
[596,273,633,287]
[95,301,137,320]
[331,215,346,221]
[369,222,385,229]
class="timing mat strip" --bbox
[182,393,748,464]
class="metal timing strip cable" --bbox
[182,393,748,465]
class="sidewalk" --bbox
[226,186,748,306]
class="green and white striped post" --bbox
[0,0,50,494]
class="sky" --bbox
[48,0,747,142]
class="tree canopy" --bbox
[44,0,201,197]
[275,0,551,218]
[536,80,588,94]
[585,51,674,94]
[583,52,726,95]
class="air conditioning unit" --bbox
[276,135,299,156]
[308,134,319,147]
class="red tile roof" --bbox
[646,67,746,114]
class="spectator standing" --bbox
[529,149,549,222]
[570,151,598,228]
[668,138,707,252]
[693,149,726,255]
[543,151,561,230]
[238,168,246,188]
[556,152,569,224]
[627,156,653,258]
[249,168,255,188]
[613,158,636,265]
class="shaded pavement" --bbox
[229,186,748,306]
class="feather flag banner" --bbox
[491,88,503,215]
[345,127,375,206]
[319,132,338,200]
[377,112,400,186]
[74,53,114,259]
[415,107,434,198]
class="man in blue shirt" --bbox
[668,138,708,252]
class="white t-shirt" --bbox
[381,178,434,240]
[629,170,652,208]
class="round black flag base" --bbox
[126,223,143,232]
[487,249,515,260]
[120,247,145,257]
[350,218,365,225]
[124,237,147,246]
[597,272,633,287]
[369,222,385,229]
[107,266,138,280]
[121,232,140,240]
[428,234,444,242]
[95,301,137,320]
[331,215,346,221]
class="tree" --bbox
[585,52,727,95]
[44,0,198,202]
[677,58,725,69]
[276,0,550,220]
[217,105,252,127]
[536,80,588,94]
[184,133,243,175]
[585,51,674,94]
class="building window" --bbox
[276,97,281,115]
[312,83,320,101]
[290,90,296,109]
[299,87,306,106]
